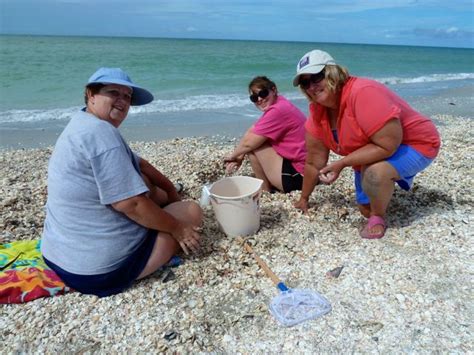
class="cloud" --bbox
[412,0,473,11]
[413,26,474,39]
[310,0,416,13]
[445,27,460,34]
[92,0,423,17]
[0,0,472,47]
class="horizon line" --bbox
[1,32,472,50]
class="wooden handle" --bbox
[244,242,281,286]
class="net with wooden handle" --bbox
[243,242,282,287]
[240,240,331,326]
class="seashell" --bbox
[326,266,344,278]
[359,321,384,335]
[1,119,472,352]
[164,330,177,341]
[161,269,176,283]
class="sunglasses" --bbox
[249,88,270,103]
[299,70,325,89]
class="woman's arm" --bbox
[319,119,403,183]
[227,126,267,159]
[139,158,180,202]
[294,133,330,213]
[224,126,267,172]
[111,194,200,254]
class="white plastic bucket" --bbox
[209,176,263,237]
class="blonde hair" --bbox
[300,64,350,101]
[325,65,350,93]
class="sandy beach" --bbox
[1,111,472,352]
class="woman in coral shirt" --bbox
[293,50,440,239]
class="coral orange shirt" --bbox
[305,77,440,167]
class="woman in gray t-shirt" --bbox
[41,67,202,297]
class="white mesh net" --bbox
[269,289,332,327]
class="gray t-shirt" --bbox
[41,110,149,275]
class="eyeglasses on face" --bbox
[299,70,325,90]
[99,87,132,103]
[249,88,270,103]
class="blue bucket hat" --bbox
[86,67,154,106]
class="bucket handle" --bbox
[210,192,261,209]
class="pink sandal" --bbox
[360,215,387,239]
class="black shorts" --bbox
[281,158,303,193]
[44,230,157,297]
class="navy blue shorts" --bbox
[44,230,157,297]
[281,158,303,193]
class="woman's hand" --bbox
[294,196,310,214]
[319,160,345,184]
[224,129,267,174]
[223,155,243,174]
[171,222,201,255]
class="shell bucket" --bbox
[209,176,263,237]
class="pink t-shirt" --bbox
[305,77,440,166]
[253,95,307,173]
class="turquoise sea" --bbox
[0,35,473,132]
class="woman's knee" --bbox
[165,200,203,226]
[186,201,203,225]
[362,162,398,186]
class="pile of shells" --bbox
[0,114,472,353]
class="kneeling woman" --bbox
[224,76,307,193]
[292,50,441,239]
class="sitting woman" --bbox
[292,50,441,239]
[41,67,203,297]
[224,76,307,193]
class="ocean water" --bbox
[0,35,473,128]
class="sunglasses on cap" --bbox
[299,70,325,90]
[249,88,270,103]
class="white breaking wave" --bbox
[1,73,472,124]
[0,94,263,124]
[0,95,252,124]
[376,72,474,85]
[0,107,83,124]
[131,94,250,115]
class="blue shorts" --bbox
[354,144,434,205]
[44,230,157,297]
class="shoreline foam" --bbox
[1,82,473,150]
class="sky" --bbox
[0,0,473,48]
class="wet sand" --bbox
[1,83,472,150]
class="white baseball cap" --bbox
[293,50,336,87]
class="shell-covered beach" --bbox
[1,114,472,353]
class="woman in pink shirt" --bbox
[224,76,307,193]
[293,50,440,239]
